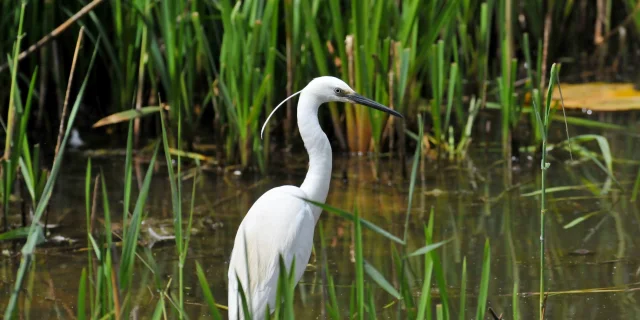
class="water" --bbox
[1,129,639,319]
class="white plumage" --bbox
[227,76,403,319]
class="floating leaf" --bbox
[551,83,640,111]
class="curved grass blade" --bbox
[364,260,402,300]
[563,210,606,229]
[405,239,452,258]
[300,198,404,245]
[0,227,31,241]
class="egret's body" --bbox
[227,77,402,320]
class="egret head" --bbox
[261,76,403,139]
[303,76,354,103]
[304,76,404,119]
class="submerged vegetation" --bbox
[0,0,639,319]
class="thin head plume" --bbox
[260,89,303,139]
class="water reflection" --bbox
[1,144,639,319]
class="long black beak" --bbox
[347,93,404,119]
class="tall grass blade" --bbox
[416,212,435,320]
[77,267,87,320]
[319,222,340,319]
[354,207,365,320]
[195,262,223,320]
[151,298,165,320]
[538,63,559,320]
[513,279,520,320]
[404,114,423,242]
[459,257,467,320]
[119,142,160,289]
[4,1,26,160]
[123,120,133,234]
[475,239,491,320]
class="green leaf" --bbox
[88,234,102,261]
[119,142,160,289]
[77,268,87,320]
[151,298,165,320]
[195,262,223,320]
[405,239,452,258]
[0,226,43,243]
[563,210,605,229]
[475,239,491,320]
[363,260,402,300]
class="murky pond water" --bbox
[1,122,639,319]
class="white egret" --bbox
[227,76,403,319]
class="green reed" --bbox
[299,0,345,150]
[3,34,100,318]
[3,1,25,159]
[2,1,27,232]
[533,63,560,320]
[76,122,160,319]
[2,0,634,170]
[160,97,199,317]
[215,0,279,169]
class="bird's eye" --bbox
[334,88,342,95]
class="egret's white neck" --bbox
[297,91,332,222]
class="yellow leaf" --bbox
[551,82,640,111]
[92,106,166,128]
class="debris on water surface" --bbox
[424,188,445,197]
[47,235,79,245]
[569,248,595,256]
[145,226,176,248]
